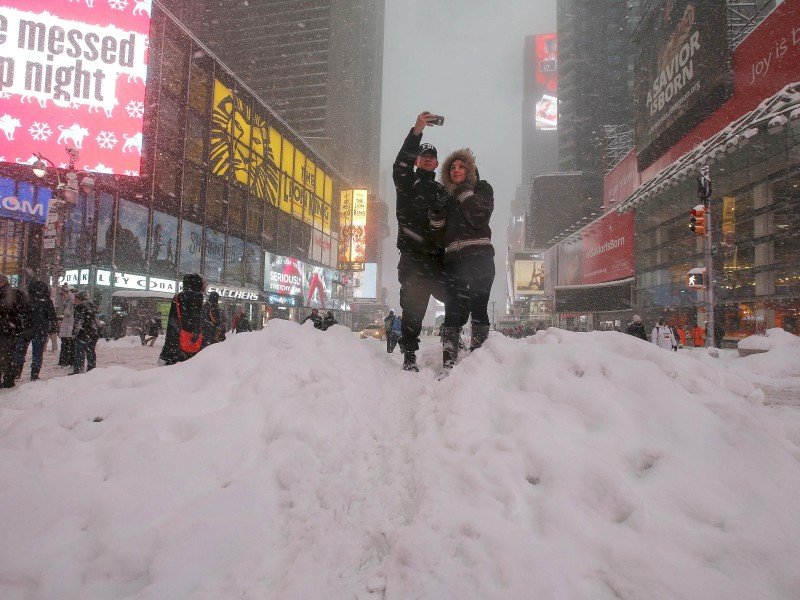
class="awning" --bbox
[555,276,635,291]
[111,290,175,299]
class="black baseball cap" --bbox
[418,143,437,158]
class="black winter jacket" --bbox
[73,300,100,343]
[28,281,56,337]
[429,148,494,264]
[160,274,205,365]
[393,129,445,257]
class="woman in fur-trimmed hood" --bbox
[429,147,495,374]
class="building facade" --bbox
[0,2,367,330]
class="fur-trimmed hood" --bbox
[440,148,478,195]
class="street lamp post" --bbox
[32,147,95,287]
[697,166,715,350]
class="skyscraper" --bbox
[557,0,638,174]
[159,0,385,194]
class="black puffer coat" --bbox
[160,274,205,365]
[429,148,494,264]
[392,129,446,257]
[28,281,56,338]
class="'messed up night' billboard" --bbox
[634,0,731,169]
[0,1,151,174]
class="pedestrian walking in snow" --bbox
[651,318,677,351]
[626,315,647,341]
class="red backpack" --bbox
[174,297,202,353]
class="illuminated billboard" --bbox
[264,252,305,297]
[634,0,732,168]
[210,80,333,235]
[514,259,545,296]
[338,188,368,270]
[533,34,558,130]
[352,262,377,300]
[0,1,151,174]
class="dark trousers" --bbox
[443,254,495,328]
[398,253,446,353]
[0,336,16,386]
[74,338,97,373]
[58,337,75,367]
[30,334,47,370]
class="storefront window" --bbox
[95,192,114,266]
[115,199,149,273]
[180,219,202,274]
[226,234,245,285]
[151,210,179,276]
[245,241,260,286]
[204,228,225,283]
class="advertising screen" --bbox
[634,0,731,168]
[533,34,558,130]
[305,264,334,308]
[352,262,377,300]
[514,259,545,296]
[264,252,305,297]
[0,1,151,174]
[338,188,368,270]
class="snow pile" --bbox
[1,322,800,599]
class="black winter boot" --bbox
[402,351,418,372]
[14,363,24,380]
[441,326,461,372]
[470,323,491,351]
[30,367,40,381]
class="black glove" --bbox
[474,179,493,196]
[430,188,449,211]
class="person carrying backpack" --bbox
[232,308,252,333]
[651,317,677,351]
[71,290,101,374]
[159,274,205,366]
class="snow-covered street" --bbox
[1,324,799,599]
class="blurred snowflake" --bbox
[108,0,129,10]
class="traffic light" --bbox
[689,204,705,235]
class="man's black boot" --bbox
[441,326,461,372]
[470,323,491,351]
[30,367,40,381]
[402,351,418,372]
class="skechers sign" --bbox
[0,1,151,175]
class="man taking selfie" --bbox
[392,111,446,372]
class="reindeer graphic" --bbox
[133,0,151,17]
[122,132,143,155]
[0,114,21,141]
[57,124,90,149]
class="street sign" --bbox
[686,267,707,290]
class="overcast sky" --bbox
[379,0,557,319]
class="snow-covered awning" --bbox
[616,81,800,214]
[111,290,175,299]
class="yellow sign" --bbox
[210,80,332,234]
[338,189,368,268]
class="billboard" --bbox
[352,262,377,300]
[338,188,368,270]
[634,0,732,169]
[533,34,558,130]
[264,252,305,297]
[0,1,151,174]
[514,259,545,296]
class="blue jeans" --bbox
[30,334,47,370]
[74,338,97,373]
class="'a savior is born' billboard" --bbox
[634,0,732,169]
[0,0,151,175]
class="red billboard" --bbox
[556,210,634,286]
[0,1,151,175]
